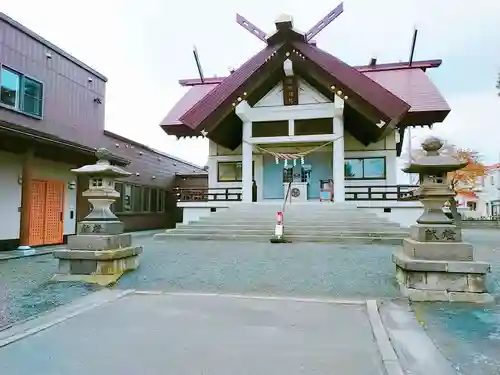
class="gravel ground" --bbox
[0,256,100,329]
[117,240,401,299]
[1,228,499,374]
[412,229,500,375]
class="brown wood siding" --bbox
[99,134,178,190]
[0,15,207,236]
[175,175,208,189]
[0,19,105,148]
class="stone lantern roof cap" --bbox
[71,148,132,178]
[402,136,468,174]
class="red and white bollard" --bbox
[275,211,284,239]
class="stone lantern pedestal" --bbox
[392,137,493,303]
[52,149,143,286]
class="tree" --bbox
[447,148,488,225]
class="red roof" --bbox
[176,41,414,132]
[160,83,217,126]
[293,41,410,121]
[179,44,282,130]
[160,63,449,129]
[364,68,450,114]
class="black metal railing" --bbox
[175,187,242,202]
[345,185,418,201]
[174,185,419,202]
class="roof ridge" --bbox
[293,41,410,120]
[179,44,283,129]
[102,130,205,171]
[178,60,442,86]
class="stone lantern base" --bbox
[392,224,493,303]
[52,227,143,286]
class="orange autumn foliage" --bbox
[449,148,488,198]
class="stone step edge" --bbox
[153,233,403,244]
[168,229,408,236]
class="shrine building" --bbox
[160,6,450,213]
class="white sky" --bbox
[2,0,500,169]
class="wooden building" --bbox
[160,9,449,224]
[0,12,206,250]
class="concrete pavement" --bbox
[0,290,453,375]
[1,228,499,374]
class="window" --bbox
[0,67,43,117]
[217,161,255,182]
[143,187,151,212]
[467,201,477,211]
[23,77,43,116]
[0,67,20,108]
[111,184,168,214]
[123,184,132,212]
[344,157,386,180]
[218,162,242,182]
[132,185,142,212]
[150,188,158,212]
[158,190,165,212]
[113,182,124,213]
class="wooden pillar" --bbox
[333,95,345,202]
[18,150,34,249]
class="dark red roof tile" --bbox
[160,84,218,126]
[364,68,450,114]
[179,44,282,130]
[161,66,450,136]
[293,41,410,121]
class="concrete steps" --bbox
[194,217,396,224]
[176,223,402,231]
[154,232,404,245]
[153,202,409,244]
[168,227,407,237]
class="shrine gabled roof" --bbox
[177,42,411,134]
[161,58,449,132]
[179,43,283,130]
[292,41,410,122]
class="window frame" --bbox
[344,157,386,180]
[0,65,44,119]
[217,161,243,182]
[158,189,166,213]
[112,183,168,215]
[217,161,256,182]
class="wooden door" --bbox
[28,180,47,246]
[27,180,64,246]
[44,180,64,244]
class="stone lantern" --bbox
[392,137,492,303]
[52,148,143,286]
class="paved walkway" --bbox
[0,290,411,375]
[0,228,499,374]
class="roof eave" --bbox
[179,43,284,131]
[292,41,411,123]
